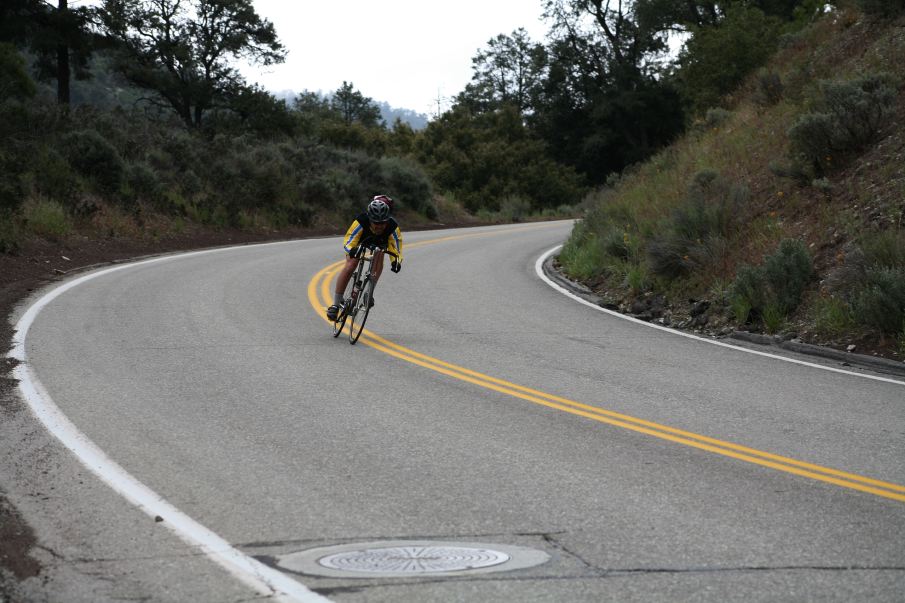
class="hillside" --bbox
[558,5,905,363]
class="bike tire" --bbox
[348,278,373,344]
[331,310,348,337]
[331,260,365,338]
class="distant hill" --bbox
[375,100,429,130]
[272,89,429,130]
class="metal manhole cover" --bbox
[319,545,509,573]
[276,540,550,578]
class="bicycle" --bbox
[331,243,398,344]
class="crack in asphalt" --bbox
[541,532,602,574]
[308,565,905,596]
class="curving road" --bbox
[13,221,905,601]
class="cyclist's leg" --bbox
[370,251,385,284]
[333,255,358,306]
[368,251,385,308]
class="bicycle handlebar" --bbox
[354,243,399,260]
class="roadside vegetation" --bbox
[559,0,905,358]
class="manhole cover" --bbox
[319,545,509,573]
[276,540,550,578]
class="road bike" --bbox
[331,243,397,344]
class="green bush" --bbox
[730,295,753,324]
[624,263,650,294]
[498,196,531,222]
[124,162,165,209]
[648,236,694,279]
[559,222,605,281]
[301,167,364,213]
[787,112,835,176]
[860,230,905,269]
[730,264,767,322]
[211,144,297,221]
[162,130,201,169]
[378,156,435,218]
[280,202,315,227]
[754,70,784,107]
[825,232,905,336]
[601,226,633,260]
[61,129,124,193]
[762,303,785,334]
[23,198,72,240]
[698,108,732,131]
[853,268,905,334]
[27,148,83,206]
[788,73,897,178]
[810,296,856,338]
[763,239,814,313]
[179,170,203,199]
[730,239,814,324]
[647,172,747,279]
[0,212,21,253]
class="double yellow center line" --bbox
[307,232,905,503]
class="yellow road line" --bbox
[306,232,905,503]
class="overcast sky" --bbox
[239,1,550,115]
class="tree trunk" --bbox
[56,0,70,105]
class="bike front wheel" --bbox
[348,279,373,344]
[331,307,348,337]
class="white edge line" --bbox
[9,244,329,603]
[536,245,905,387]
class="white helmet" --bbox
[367,197,391,222]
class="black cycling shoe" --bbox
[326,304,340,321]
[368,296,375,309]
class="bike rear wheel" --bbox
[348,278,373,344]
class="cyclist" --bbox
[326,195,403,321]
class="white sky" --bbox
[239,1,550,116]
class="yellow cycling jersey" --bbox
[342,212,403,262]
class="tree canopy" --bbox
[98,0,285,128]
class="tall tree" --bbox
[534,0,684,182]
[544,0,669,84]
[99,0,285,128]
[331,81,382,127]
[458,28,547,116]
[676,3,783,112]
[0,0,96,105]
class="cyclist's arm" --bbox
[343,220,364,255]
[388,227,403,263]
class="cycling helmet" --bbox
[367,197,391,222]
[372,194,394,209]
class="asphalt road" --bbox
[10,221,905,601]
